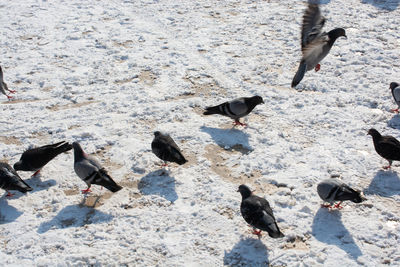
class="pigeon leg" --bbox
[32,169,41,177]
[390,108,399,113]
[7,89,16,94]
[160,162,168,168]
[6,191,14,197]
[383,160,392,169]
[321,203,332,209]
[81,187,92,194]
[6,95,13,100]
[333,201,343,209]
[251,228,262,239]
[233,120,247,127]
[314,64,321,72]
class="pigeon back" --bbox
[0,162,33,193]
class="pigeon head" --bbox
[352,190,366,203]
[390,82,399,90]
[328,28,347,41]
[251,95,264,105]
[154,131,162,137]
[72,142,85,159]
[237,184,252,199]
[367,128,381,138]
[13,161,22,171]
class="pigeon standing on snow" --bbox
[317,179,365,209]
[72,142,122,193]
[14,141,72,176]
[0,66,16,100]
[238,184,284,239]
[390,82,400,113]
[0,162,32,197]
[368,128,400,169]
[151,131,187,166]
[203,96,264,126]
[291,4,347,88]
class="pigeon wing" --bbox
[74,159,99,181]
[228,98,249,117]
[392,86,400,106]
[301,4,326,50]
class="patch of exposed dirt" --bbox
[46,100,100,111]
[138,70,157,86]
[0,136,22,145]
[282,236,310,251]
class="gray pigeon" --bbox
[291,4,347,88]
[0,162,32,197]
[14,141,72,176]
[72,142,122,193]
[0,66,16,99]
[203,96,264,126]
[390,82,400,113]
[151,131,187,166]
[238,184,284,238]
[317,179,365,209]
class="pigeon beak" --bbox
[343,35,348,40]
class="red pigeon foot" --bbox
[6,191,15,197]
[252,229,262,238]
[8,90,16,94]
[333,202,343,209]
[81,188,92,194]
[233,120,247,127]
[391,108,399,113]
[6,95,12,99]
[315,64,321,72]
[383,165,391,170]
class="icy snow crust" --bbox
[0,0,399,266]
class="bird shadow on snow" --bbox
[308,0,331,4]
[200,126,252,154]
[37,200,113,234]
[361,0,400,11]
[224,237,269,266]
[365,170,400,197]
[10,174,57,200]
[0,197,23,224]
[138,170,178,203]
[387,115,400,130]
[312,208,362,259]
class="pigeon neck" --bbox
[73,146,85,161]
[245,98,260,112]
[327,29,344,47]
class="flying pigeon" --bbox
[0,66,16,100]
[390,82,400,113]
[0,162,32,197]
[368,128,400,169]
[203,96,264,126]
[237,184,284,239]
[14,141,72,176]
[317,179,365,209]
[151,131,187,166]
[72,142,122,194]
[291,4,347,88]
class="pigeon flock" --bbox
[0,2,399,262]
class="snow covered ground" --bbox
[0,0,399,265]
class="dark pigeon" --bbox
[317,179,365,209]
[390,82,400,113]
[72,142,122,194]
[238,184,284,239]
[291,4,347,88]
[14,141,72,176]
[0,66,16,100]
[203,96,264,126]
[0,162,32,197]
[151,131,187,166]
[368,128,400,169]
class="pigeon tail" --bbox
[267,227,285,238]
[203,105,223,116]
[291,61,307,88]
[53,141,73,155]
[96,169,122,193]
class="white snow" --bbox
[0,0,399,266]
